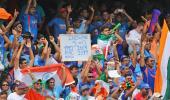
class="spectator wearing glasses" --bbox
[0,81,11,95]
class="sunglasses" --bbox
[2,84,9,86]
[35,82,42,85]
[22,62,27,64]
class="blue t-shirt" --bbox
[44,86,63,99]
[21,13,41,41]
[9,35,23,43]
[140,66,156,91]
[34,55,45,66]
[0,36,6,65]
[118,23,129,40]
[48,18,66,41]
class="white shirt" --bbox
[126,29,142,53]
[126,29,141,45]
[14,68,23,81]
[75,20,88,34]
[7,92,26,100]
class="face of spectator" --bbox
[81,9,89,18]
[82,89,89,96]
[14,24,22,33]
[16,87,28,95]
[1,82,9,91]
[122,58,130,66]
[38,37,45,44]
[115,14,122,22]
[102,12,109,21]
[61,11,67,19]
[146,58,154,68]
[125,76,132,82]
[0,94,7,100]
[20,60,27,69]
[71,67,78,76]
[121,67,130,75]
[103,28,110,35]
[137,25,144,33]
[67,27,75,34]
[145,42,151,51]
[48,79,55,89]
[73,20,81,28]
[141,88,149,96]
[33,81,42,90]
[29,7,36,15]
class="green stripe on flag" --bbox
[164,57,170,100]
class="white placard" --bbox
[60,34,91,61]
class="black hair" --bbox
[66,25,74,31]
[69,65,78,70]
[12,21,22,29]
[101,26,110,32]
[145,57,151,63]
[19,58,27,64]
[37,34,45,40]
[46,78,55,88]
[0,80,9,89]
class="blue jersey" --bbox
[21,13,41,41]
[48,18,66,41]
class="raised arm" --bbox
[11,29,20,49]
[0,30,11,48]
[131,43,137,67]
[61,65,66,86]
[41,38,48,60]
[26,40,34,67]
[112,41,119,60]
[140,41,146,67]
[81,60,91,82]
[94,61,102,75]
[121,9,134,24]
[5,9,19,32]
[66,5,72,27]
[49,36,60,59]
[25,0,32,14]
[14,40,26,69]
[9,43,19,67]
[85,6,95,25]
[32,0,37,8]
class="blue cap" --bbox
[140,83,150,89]
[120,55,129,62]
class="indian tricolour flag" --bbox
[154,20,170,99]
[21,64,75,86]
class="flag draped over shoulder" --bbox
[21,64,75,86]
[154,20,170,99]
